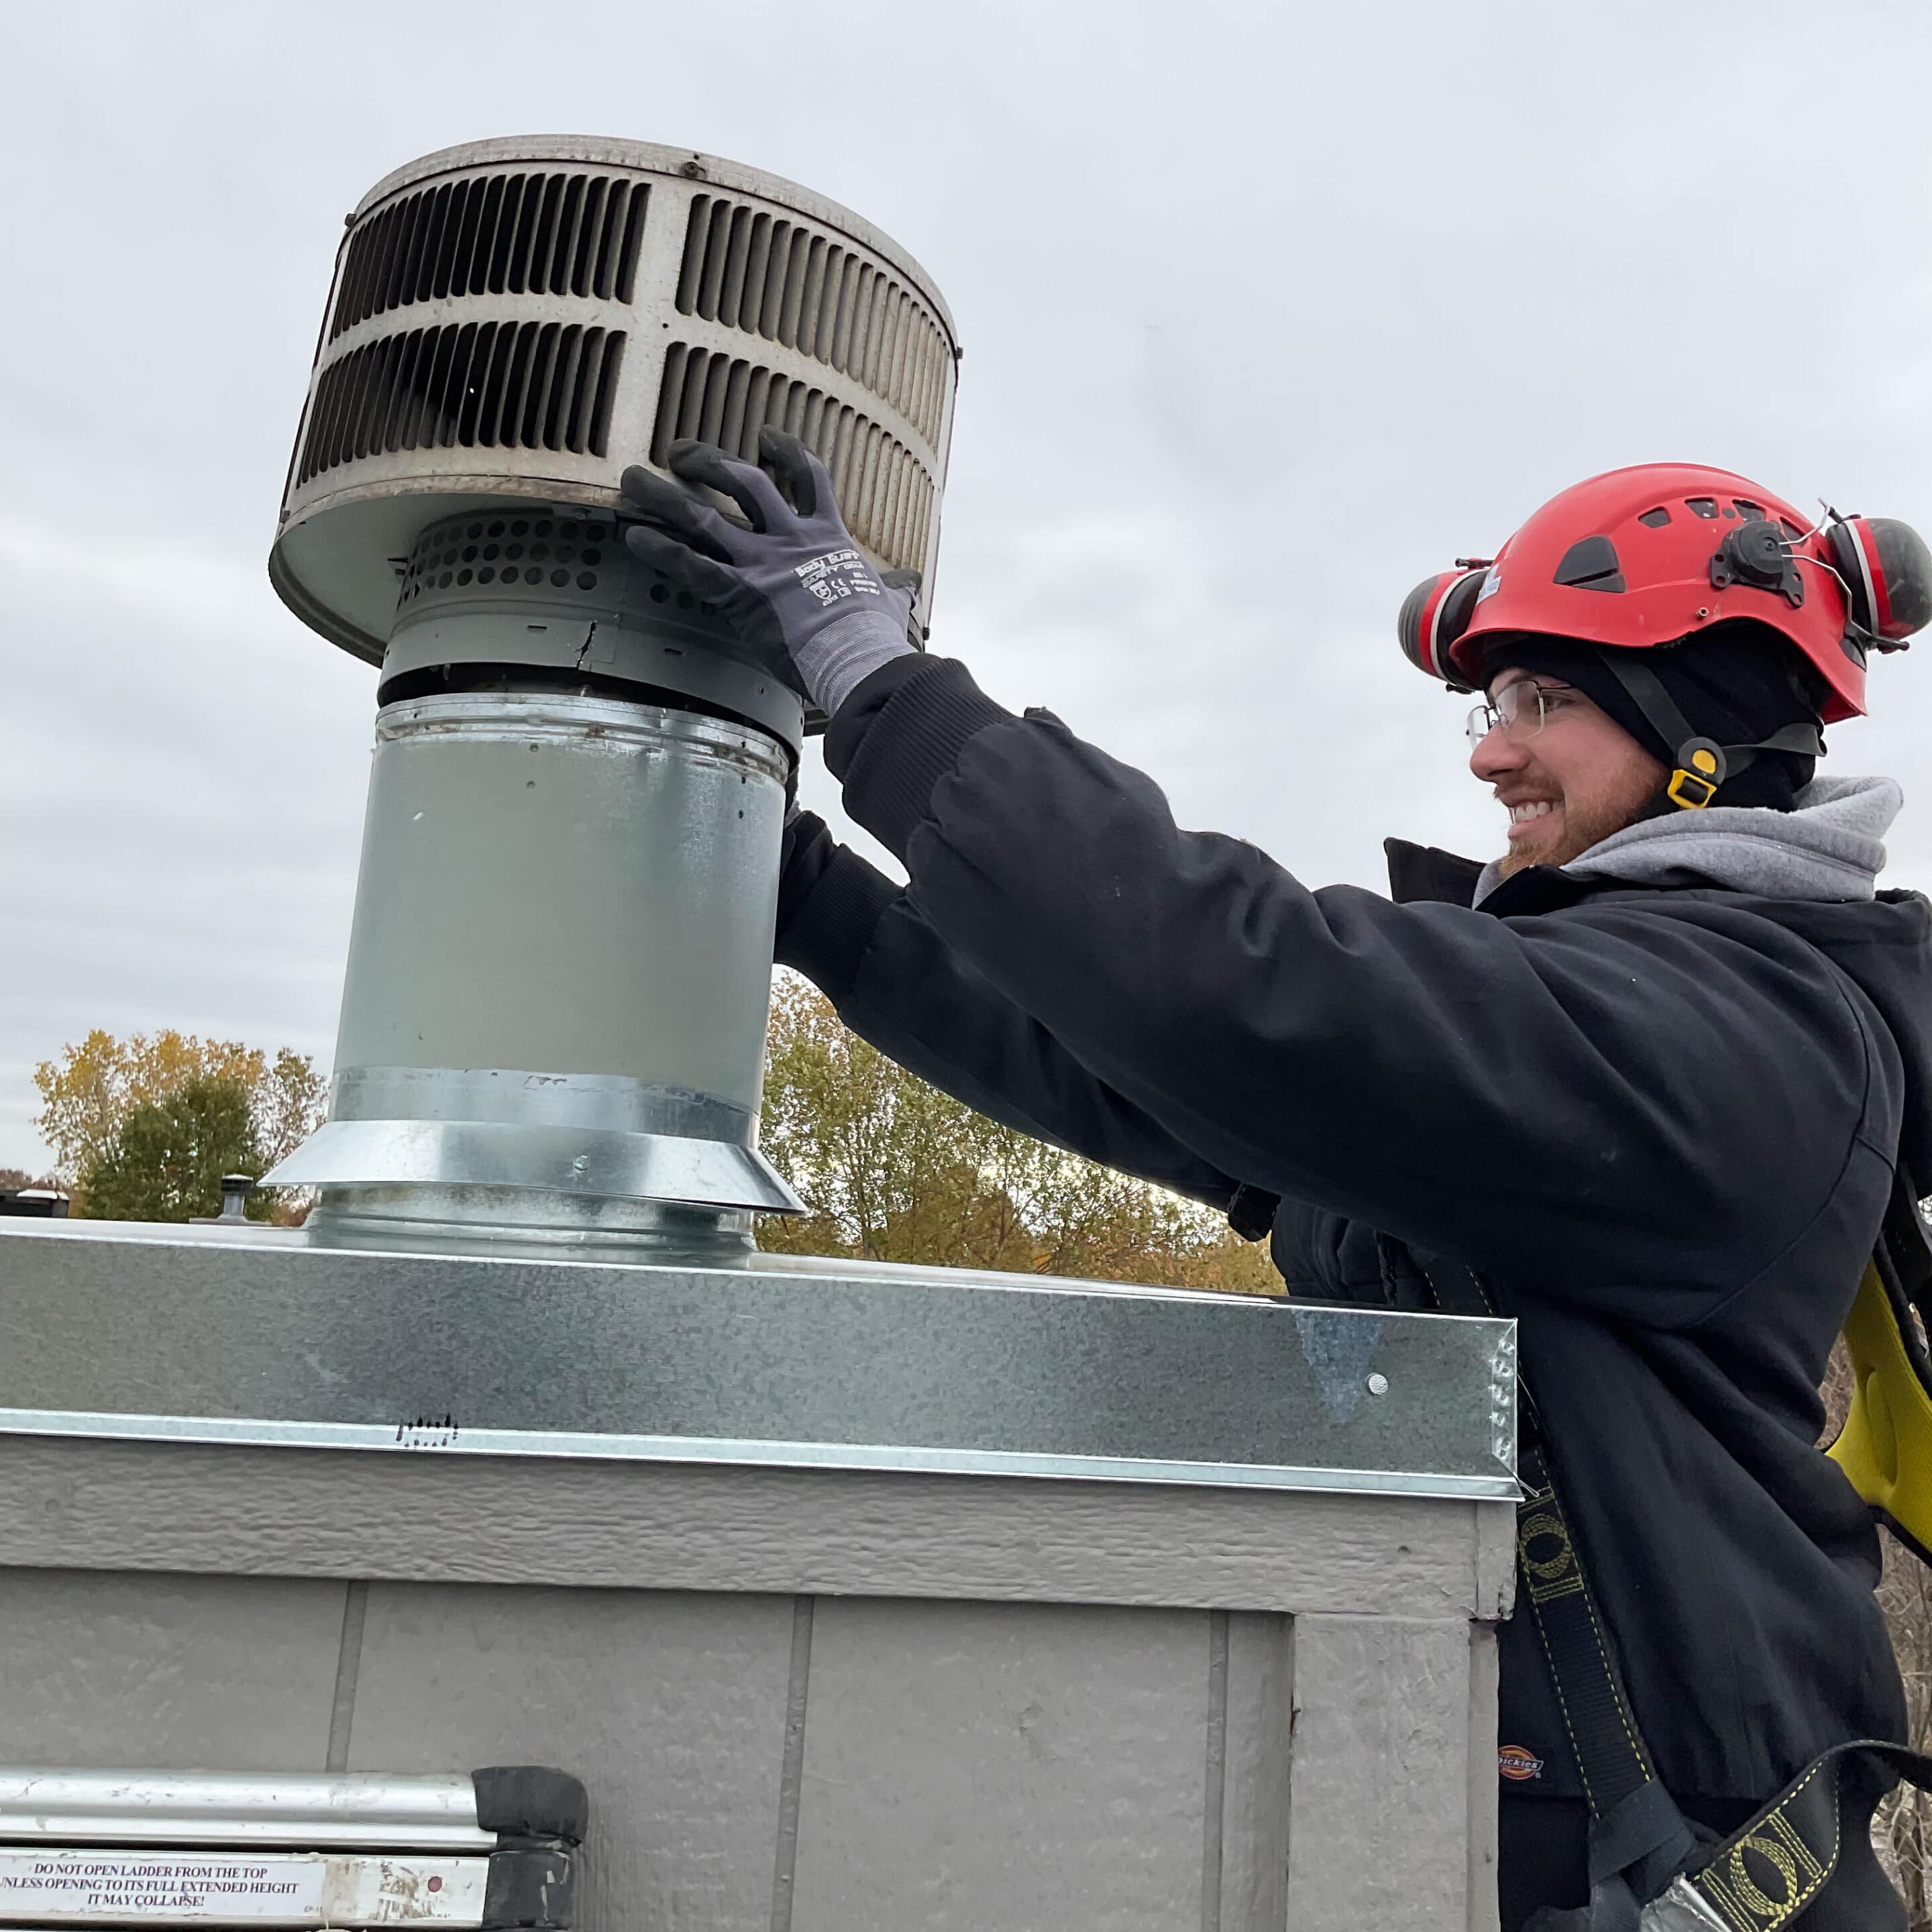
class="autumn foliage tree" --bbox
[80,1078,265,1223]
[34,1031,325,1221]
[757,975,1278,1293]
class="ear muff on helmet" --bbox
[1397,567,1487,686]
[1827,515,1932,650]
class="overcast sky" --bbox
[5,2,1932,1169]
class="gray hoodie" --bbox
[1473,773,1903,907]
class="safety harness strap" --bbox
[1645,1739,1932,1931]
[1515,1434,1689,1886]
[1407,1245,1932,1929]
[1411,1253,1697,1904]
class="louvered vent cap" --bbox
[270,138,959,665]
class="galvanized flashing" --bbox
[0,1222,1517,1501]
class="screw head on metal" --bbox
[1366,1373,1390,1397]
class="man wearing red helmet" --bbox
[625,439,1932,1928]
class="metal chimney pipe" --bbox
[284,680,798,1260]
[259,138,958,1262]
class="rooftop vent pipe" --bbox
[262,138,959,1263]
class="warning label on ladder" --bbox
[0,1849,487,1925]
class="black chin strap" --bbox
[1598,653,1823,813]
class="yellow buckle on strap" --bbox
[1666,746,1723,810]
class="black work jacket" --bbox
[774,653,1925,1802]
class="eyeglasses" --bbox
[1464,680,1586,749]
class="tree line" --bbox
[759,976,1275,1290]
[29,1030,325,1223]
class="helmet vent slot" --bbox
[297,321,627,486]
[674,195,949,445]
[1552,535,1626,592]
[1638,506,1670,529]
[330,173,649,342]
[650,343,934,572]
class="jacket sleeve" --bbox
[774,809,1247,1210]
[820,655,1892,1313]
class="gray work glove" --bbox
[621,430,917,718]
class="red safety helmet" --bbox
[1398,463,1932,726]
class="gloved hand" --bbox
[621,429,916,718]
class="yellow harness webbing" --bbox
[1829,1258,1932,1567]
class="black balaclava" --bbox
[1479,620,1825,812]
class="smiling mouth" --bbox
[1506,800,1557,836]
